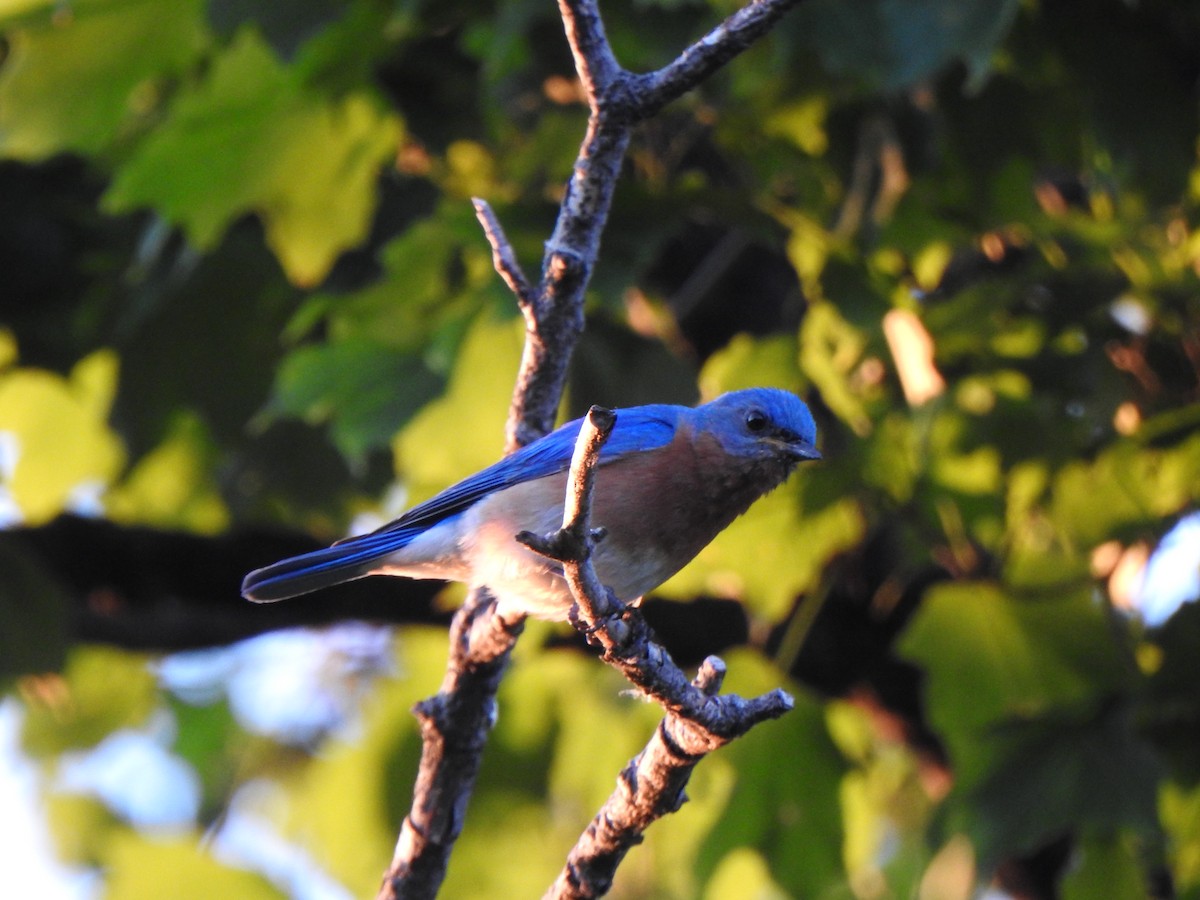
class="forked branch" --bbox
[383,1,805,896]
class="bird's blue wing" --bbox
[242,404,682,602]
[372,403,682,535]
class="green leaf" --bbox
[21,647,158,756]
[1051,435,1200,548]
[1061,831,1153,900]
[967,706,1161,866]
[699,332,804,397]
[106,411,230,533]
[0,0,208,158]
[798,301,873,436]
[703,848,791,900]
[44,792,112,868]
[206,0,346,59]
[899,583,1130,751]
[311,204,491,354]
[1161,780,1200,898]
[899,583,1161,865]
[792,0,1020,92]
[571,317,699,413]
[104,29,402,286]
[493,648,639,798]
[1142,602,1200,784]
[282,627,443,896]
[658,481,863,621]
[392,312,525,502]
[0,350,125,524]
[105,829,283,900]
[270,338,445,462]
[168,696,242,822]
[108,220,303,459]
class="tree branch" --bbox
[384,1,806,895]
[501,0,806,451]
[558,0,622,103]
[518,407,794,899]
[472,198,535,312]
[627,0,805,120]
[377,592,524,900]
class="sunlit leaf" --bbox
[44,791,112,867]
[1161,780,1200,898]
[703,848,791,900]
[106,412,230,533]
[798,302,872,436]
[392,313,525,502]
[104,29,402,286]
[0,350,125,523]
[21,647,158,756]
[828,700,933,894]
[105,829,283,900]
[0,0,208,158]
[441,799,572,899]
[763,96,829,157]
[1052,435,1200,548]
[699,332,804,398]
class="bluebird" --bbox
[242,388,820,620]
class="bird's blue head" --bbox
[696,387,821,464]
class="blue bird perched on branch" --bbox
[242,387,820,621]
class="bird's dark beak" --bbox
[780,439,822,461]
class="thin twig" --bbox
[628,0,805,120]
[472,198,535,311]
[557,0,622,104]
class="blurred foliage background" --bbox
[1,0,1199,897]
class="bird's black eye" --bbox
[745,409,769,433]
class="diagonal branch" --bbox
[519,408,794,898]
[628,0,805,120]
[473,198,535,312]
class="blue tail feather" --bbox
[241,527,420,602]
